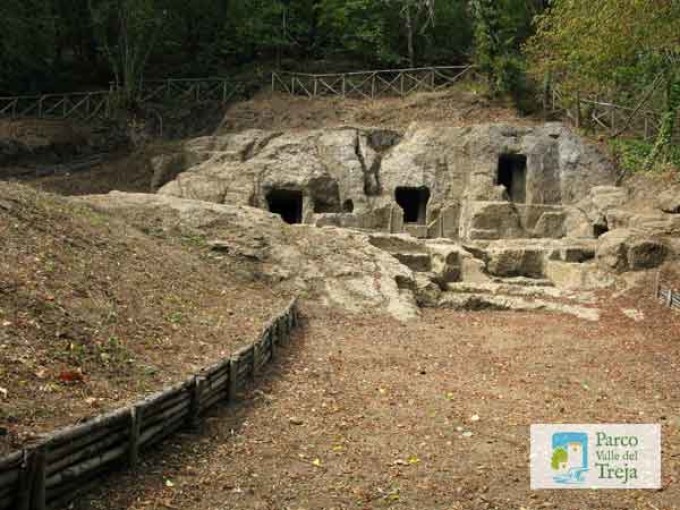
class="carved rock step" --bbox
[444,281,597,304]
[437,292,600,321]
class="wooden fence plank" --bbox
[0,300,299,510]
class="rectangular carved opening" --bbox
[497,154,527,203]
[395,186,430,224]
[266,189,303,224]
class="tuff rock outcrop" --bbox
[78,192,419,321]
[155,123,617,242]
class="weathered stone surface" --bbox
[545,261,614,289]
[657,189,680,214]
[413,273,442,307]
[627,238,670,270]
[77,192,419,320]
[158,122,616,240]
[437,292,600,321]
[595,229,671,272]
[485,246,545,278]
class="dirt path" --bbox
[76,293,679,510]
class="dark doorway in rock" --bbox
[497,154,527,203]
[395,186,430,224]
[594,223,609,238]
[343,199,354,213]
[266,189,303,224]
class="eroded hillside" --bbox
[0,182,287,454]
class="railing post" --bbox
[128,405,142,468]
[38,97,43,118]
[342,74,346,97]
[271,72,275,93]
[313,76,318,97]
[228,356,239,404]
[30,444,46,510]
[668,289,673,308]
[371,73,376,99]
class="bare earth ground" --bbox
[75,281,679,510]
[218,88,536,133]
[0,183,288,455]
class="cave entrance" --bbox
[497,154,527,203]
[266,189,303,224]
[395,186,430,224]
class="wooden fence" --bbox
[271,65,477,99]
[0,91,112,121]
[0,298,298,510]
[656,283,680,310]
[0,78,245,121]
[549,87,679,143]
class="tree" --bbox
[470,0,544,97]
[384,0,435,67]
[88,0,165,106]
[525,0,680,166]
[0,0,57,93]
[551,447,567,470]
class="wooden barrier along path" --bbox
[271,65,476,99]
[0,298,299,510]
[656,284,680,310]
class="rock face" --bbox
[595,229,671,272]
[157,122,617,241]
[657,189,680,214]
[77,192,419,321]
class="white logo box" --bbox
[530,424,661,489]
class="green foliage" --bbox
[551,447,567,470]
[609,138,680,176]
[470,0,542,99]
[525,1,679,100]
[525,0,680,168]
[0,0,57,92]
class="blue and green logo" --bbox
[551,432,588,484]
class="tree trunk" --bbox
[405,3,414,67]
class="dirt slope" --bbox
[73,285,679,510]
[218,87,535,133]
[0,182,288,455]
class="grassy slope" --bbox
[0,182,286,454]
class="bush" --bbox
[609,138,680,176]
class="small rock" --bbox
[288,417,304,425]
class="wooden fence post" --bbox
[30,444,46,510]
[16,449,32,510]
[188,376,205,429]
[668,289,674,308]
[128,405,142,468]
[228,357,239,404]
